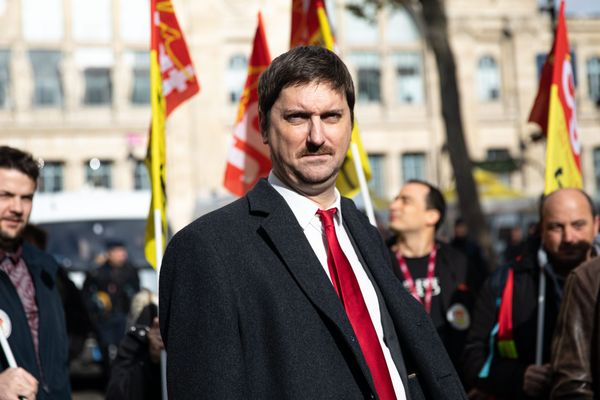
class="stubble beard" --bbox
[0,226,24,252]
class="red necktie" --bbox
[317,209,396,400]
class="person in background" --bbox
[106,289,162,400]
[23,223,92,361]
[550,255,600,399]
[83,239,139,382]
[450,217,488,294]
[388,180,478,384]
[463,188,600,400]
[0,146,71,399]
[503,225,525,264]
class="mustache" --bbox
[296,144,335,157]
[557,241,592,254]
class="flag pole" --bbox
[535,248,547,365]
[351,143,376,226]
[0,326,17,368]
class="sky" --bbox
[550,0,600,16]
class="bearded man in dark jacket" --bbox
[463,188,600,399]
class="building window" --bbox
[349,52,381,103]
[368,154,385,198]
[22,0,63,42]
[401,153,426,183]
[72,0,111,42]
[134,160,150,190]
[344,5,379,45]
[477,56,501,102]
[84,68,112,105]
[486,148,511,185]
[85,158,112,188]
[587,57,600,104]
[0,50,9,108]
[120,0,150,42]
[38,161,64,193]
[594,148,600,197]
[393,53,423,104]
[226,54,248,104]
[29,50,63,107]
[130,51,150,104]
[387,7,420,44]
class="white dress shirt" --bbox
[268,173,407,400]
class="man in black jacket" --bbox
[388,180,480,382]
[463,188,599,399]
[160,46,465,399]
[0,146,70,399]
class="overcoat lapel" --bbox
[341,199,431,363]
[247,180,377,394]
[22,244,56,380]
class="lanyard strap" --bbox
[396,246,438,314]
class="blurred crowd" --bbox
[2,143,600,399]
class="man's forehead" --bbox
[0,168,36,191]
[542,189,594,220]
[400,183,429,201]
[279,81,344,99]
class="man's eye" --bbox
[572,221,587,229]
[322,113,341,122]
[285,114,308,123]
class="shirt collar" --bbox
[268,171,343,229]
[0,245,23,265]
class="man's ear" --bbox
[425,209,441,229]
[593,215,600,237]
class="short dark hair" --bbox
[407,179,446,231]
[539,188,597,221]
[0,146,39,183]
[258,45,355,136]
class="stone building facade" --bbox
[0,0,599,231]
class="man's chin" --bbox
[550,252,589,273]
[0,224,25,239]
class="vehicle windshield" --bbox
[38,219,150,270]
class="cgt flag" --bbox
[145,0,199,269]
[223,13,272,196]
[290,0,372,197]
[528,0,582,194]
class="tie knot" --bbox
[316,208,337,229]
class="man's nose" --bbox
[307,116,325,146]
[9,197,24,213]
[562,226,576,243]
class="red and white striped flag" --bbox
[223,13,272,196]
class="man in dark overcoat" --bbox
[160,46,466,400]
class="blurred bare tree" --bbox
[348,0,495,269]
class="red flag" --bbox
[145,0,199,268]
[223,13,272,196]
[291,0,326,47]
[528,0,582,193]
[153,0,200,116]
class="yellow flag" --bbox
[528,1,582,194]
[145,0,200,269]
